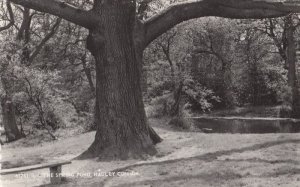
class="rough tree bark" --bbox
[79,2,159,159]
[0,57,22,142]
[285,15,300,118]
[1,75,22,142]
[8,0,300,159]
[1,98,22,142]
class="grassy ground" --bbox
[1,118,300,187]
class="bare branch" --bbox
[16,8,31,40]
[0,0,15,32]
[29,17,62,62]
[10,0,98,29]
[144,0,300,46]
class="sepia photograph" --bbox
[0,0,300,186]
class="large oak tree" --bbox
[6,0,300,159]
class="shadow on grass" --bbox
[110,138,300,169]
[38,138,300,187]
[99,138,300,186]
[110,167,300,187]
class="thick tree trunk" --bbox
[135,46,148,94]
[135,40,163,144]
[1,74,22,142]
[1,98,22,142]
[79,2,161,159]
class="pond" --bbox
[189,117,300,133]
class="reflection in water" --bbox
[190,117,300,133]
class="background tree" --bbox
[0,1,83,141]
[0,1,22,142]
[256,15,300,117]
[5,0,300,159]
[190,18,239,108]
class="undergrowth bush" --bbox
[182,77,220,112]
[145,93,174,118]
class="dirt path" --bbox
[1,118,300,187]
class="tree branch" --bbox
[16,7,31,40]
[266,18,287,60]
[144,0,300,46]
[0,0,15,32]
[10,0,98,29]
[29,17,62,62]
[194,48,226,65]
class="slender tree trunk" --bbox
[81,54,95,93]
[171,81,184,117]
[251,64,260,105]
[17,8,31,65]
[220,61,234,108]
[166,53,176,90]
[84,67,95,93]
[285,17,300,118]
[79,2,160,159]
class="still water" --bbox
[190,117,300,133]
